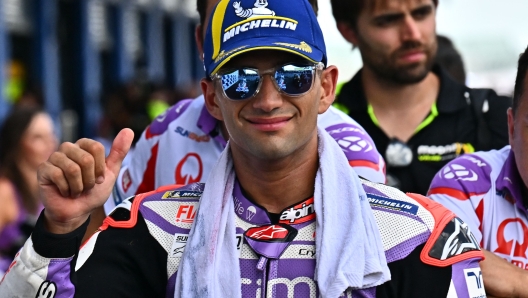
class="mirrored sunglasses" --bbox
[211,62,324,101]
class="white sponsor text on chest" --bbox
[224,18,297,42]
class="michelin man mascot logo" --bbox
[233,0,275,18]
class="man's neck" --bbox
[230,137,319,214]
[361,67,440,142]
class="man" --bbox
[428,46,528,298]
[330,0,511,195]
[0,0,484,297]
[105,0,385,215]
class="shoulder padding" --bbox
[407,193,484,267]
[100,184,186,230]
[427,154,492,200]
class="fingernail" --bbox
[96,176,104,184]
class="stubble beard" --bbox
[360,37,438,85]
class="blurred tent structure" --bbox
[0,0,201,139]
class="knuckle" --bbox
[79,154,94,168]
[64,162,81,177]
[58,142,74,151]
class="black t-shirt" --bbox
[336,66,511,195]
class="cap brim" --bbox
[208,36,324,76]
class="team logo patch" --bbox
[367,194,419,215]
[162,190,202,199]
[464,268,486,298]
[279,198,315,224]
[429,217,480,261]
[441,164,478,182]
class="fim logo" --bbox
[175,205,196,223]
[464,268,486,298]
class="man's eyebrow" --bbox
[371,3,433,22]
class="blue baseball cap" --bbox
[203,0,327,77]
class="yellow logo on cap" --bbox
[274,41,312,53]
[214,45,250,63]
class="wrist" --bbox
[43,209,91,234]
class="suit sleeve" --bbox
[427,154,493,245]
[0,207,168,298]
[319,106,386,184]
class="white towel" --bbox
[174,128,390,297]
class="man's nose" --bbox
[401,16,422,41]
[252,75,282,112]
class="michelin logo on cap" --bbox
[224,0,298,42]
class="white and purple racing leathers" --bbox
[107,96,386,213]
[429,146,528,269]
[1,180,485,297]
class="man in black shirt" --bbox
[330,0,511,194]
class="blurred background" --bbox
[0,0,527,143]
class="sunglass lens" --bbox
[278,65,313,95]
[222,68,260,100]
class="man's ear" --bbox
[336,22,359,46]
[195,24,205,59]
[318,65,339,114]
[202,78,224,121]
[507,107,515,147]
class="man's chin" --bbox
[390,64,431,85]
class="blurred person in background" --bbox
[0,108,57,274]
[428,45,528,298]
[331,0,511,195]
[104,0,386,215]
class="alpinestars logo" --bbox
[439,218,480,260]
[279,198,315,224]
[247,225,289,240]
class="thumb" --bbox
[106,128,134,176]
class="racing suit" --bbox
[1,180,485,297]
[107,95,386,213]
[429,146,528,269]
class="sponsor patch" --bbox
[162,190,202,199]
[170,233,188,258]
[175,126,211,142]
[245,224,297,242]
[464,268,486,298]
[417,143,474,162]
[279,197,315,224]
[175,204,197,223]
[367,194,419,215]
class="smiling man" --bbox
[0,0,484,297]
[331,0,511,195]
